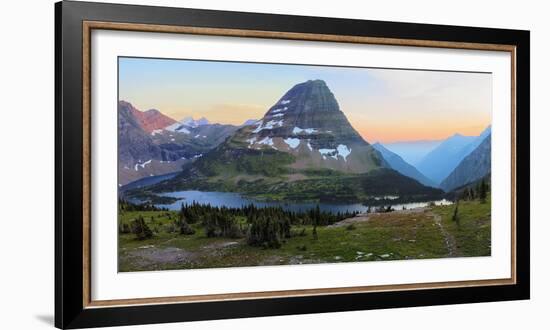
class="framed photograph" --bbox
[55,1,530,328]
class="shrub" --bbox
[130,216,153,240]
[452,201,460,225]
[119,223,131,234]
[312,225,318,241]
[164,222,178,233]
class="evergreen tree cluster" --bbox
[177,210,196,235]
[459,178,490,203]
[130,215,153,240]
[120,200,360,247]
[176,202,358,248]
[247,215,291,248]
[118,198,165,212]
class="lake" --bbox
[156,190,452,214]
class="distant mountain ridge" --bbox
[440,134,491,192]
[383,140,442,166]
[165,117,210,133]
[373,143,437,187]
[416,126,491,184]
[120,101,177,133]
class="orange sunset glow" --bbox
[119,57,492,143]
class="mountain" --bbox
[229,79,385,173]
[416,134,477,184]
[417,126,491,184]
[142,80,443,203]
[440,135,491,192]
[118,101,163,165]
[118,101,239,185]
[383,140,442,166]
[457,125,491,158]
[241,119,258,127]
[118,101,186,185]
[372,143,437,187]
[121,101,177,133]
[165,117,210,133]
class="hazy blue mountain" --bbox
[372,143,437,187]
[383,140,442,165]
[440,135,491,192]
[416,126,491,184]
[416,134,477,184]
[457,125,491,157]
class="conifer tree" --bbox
[479,179,488,203]
[131,215,153,240]
[452,200,460,225]
[178,212,195,235]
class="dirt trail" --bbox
[328,207,428,228]
[126,240,240,268]
[429,212,459,257]
[328,214,370,227]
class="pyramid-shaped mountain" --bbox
[227,79,384,173]
[143,80,443,203]
[251,79,365,145]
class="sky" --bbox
[119,57,491,144]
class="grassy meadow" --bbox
[118,196,491,272]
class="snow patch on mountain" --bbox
[252,119,284,133]
[280,100,291,105]
[134,159,152,171]
[319,149,338,160]
[317,146,351,161]
[258,137,276,149]
[293,127,318,134]
[307,140,313,151]
[151,129,163,136]
[271,107,288,113]
[337,144,352,161]
[284,138,301,149]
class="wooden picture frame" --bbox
[55,1,530,328]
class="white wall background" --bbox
[0,0,545,329]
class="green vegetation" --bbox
[130,216,153,240]
[118,195,491,271]
[433,196,491,257]
[192,145,295,177]
[133,167,444,204]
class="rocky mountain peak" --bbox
[225,80,383,174]
[119,100,176,133]
[247,80,367,148]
